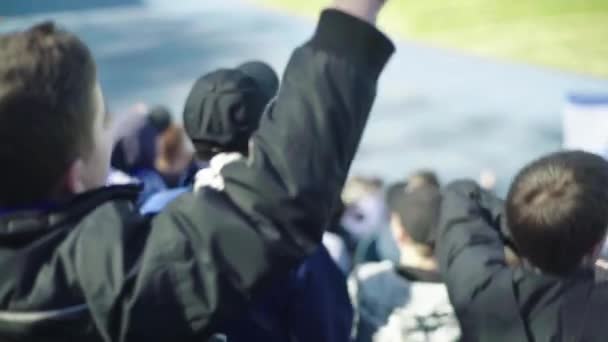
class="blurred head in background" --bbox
[405,169,440,190]
[154,124,192,187]
[110,104,173,175]
[147,105,172,133]
[0,22,112,206]
[341,176,387,240]
[387,170,442,270]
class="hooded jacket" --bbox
[437,180,608,342]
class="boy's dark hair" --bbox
[506,151,608,275]
[388,182,441,248]
[0,22,96,207]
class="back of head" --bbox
[183,62,278,161]
[341,176,384,206]
[0,22,96,206]
[111,115,158,174]
[388,182,442,249]
[158,125,186,169]
[340,176,386,239]
[506,151,608,275]
[147,105,172,133]
[406,169,440,190]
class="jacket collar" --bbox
[514,263,596,283]
[0,185,140,246]
[395,264,443,283]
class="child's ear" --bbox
[64,159,86,195]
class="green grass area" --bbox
[258,0,608,78]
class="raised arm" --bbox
[436,180,508,310]
[112,3,394,341]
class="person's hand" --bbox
[444,179,506,233]
[479,168,497,191]
[330,0,388,25]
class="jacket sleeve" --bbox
[436,180,508,311]
[112,10,394,341]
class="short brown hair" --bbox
[506,151,608,275]
[0,22,97,206]
[158,125,186,166]
[406,170,440,190]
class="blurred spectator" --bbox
[154,124,193,188]
[109,104,182,203]
[354,170,441,267]
[342,176,384,206]
[349,177,460,342]
[111,116,157,174]
[110,104,173,175]
[341,176,388,241]
[437,151,608,341]
[147,105,172,133]
[405,169,439,190]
